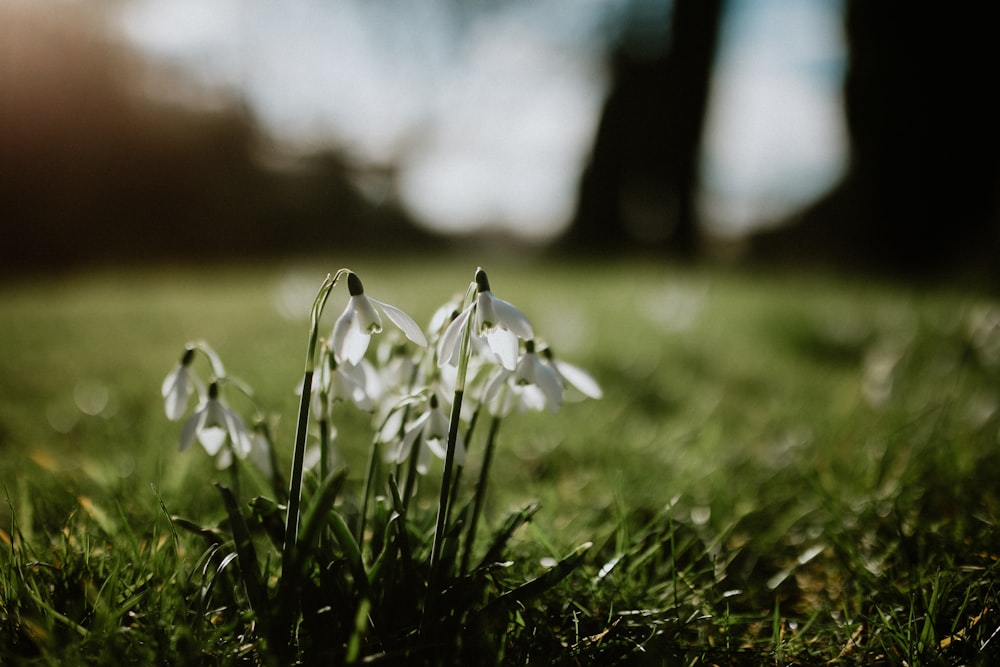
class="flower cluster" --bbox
[161,343,267,470]
[156,266,605,664]
[161,267,601,485]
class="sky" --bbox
[113,0,848,241]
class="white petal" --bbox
[332,302,372,365]
[553,359,603,400]
[517,385,546,412]
[483,369,515,417]
[352,295,383,334]
[378,408,405,444]
[371,298,428,347]
[396,413,428,462]
[482,293,534,339]
[224,409,253,458]
[329,366,373,411]
[475,291,499,333]
[527,358,564,413]
[416,440,431,475]
[482,367,511,404]
[178,408,202,451]
[303,445,322,471]
[215,445,233,470]
[342,323,371,365]
[197,400,228,455]
[436,305,473,367]
[161,366,181,398]
[425,435,447,460]
[429,300,461,335]
[485,328,519,370]
[162,369,190,421]
[198,426,227,456]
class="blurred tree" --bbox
[754,0,1000,275]
[0,3,432,275]
[566,0,725,257]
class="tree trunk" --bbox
[566,0,725,257]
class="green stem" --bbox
[446,405,481,525]
[278,271,339,629]
[461,414,501,574]
[260,421,286,502]
[284,370,315,554]
[401,433,421,513]
[227,452,242,505]
[357,434,380,543]
[423,279,477,633]
[429,301,474,576]
[319,417,330,482]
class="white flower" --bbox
[438,268,534,370]
[390,394,464,474]
[483,340,563,415]
[318,353,376,412]
[332,272,427,365]
[161,347,199,421]
[540,347,603,400]
[179,383,253,462]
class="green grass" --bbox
[2,256,1000,664]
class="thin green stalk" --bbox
[316,343,335,485]
[423,278,477,634]
[227,453,242,505]
[258,421,286,502]
[278,272,340,615]
[461,414,500,574]
[357,433,381,543]
[401,436,421,512]
[446,404,482,527]
[428,285,476,579]
[319,417,330,482]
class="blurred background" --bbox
[2,0,997,278]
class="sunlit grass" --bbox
[2,256,1000,664]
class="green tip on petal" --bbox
[475,267,491,293]
[347,272,365,296]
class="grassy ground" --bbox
[2,255,1000,664]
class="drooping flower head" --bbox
[390,393,465,475]
[179,382,254,466]
[332,272,427,366]
[161,346,198,421]
[483,339,564,416]
[317,345,376,412]
[540,346,603,400]
[438,267,534,370]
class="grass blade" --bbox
[215,483,270,623]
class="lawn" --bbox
[2,255,999,664]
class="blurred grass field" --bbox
[3,256,1000,663]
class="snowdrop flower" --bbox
[331,272,427,366]
[319,351,376,412]
[390,394,464,475]
[179,382,253,462]
[161,347,199,421]
[483,340,564,415]
[438,268,534,370]
[540,346,603,400]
